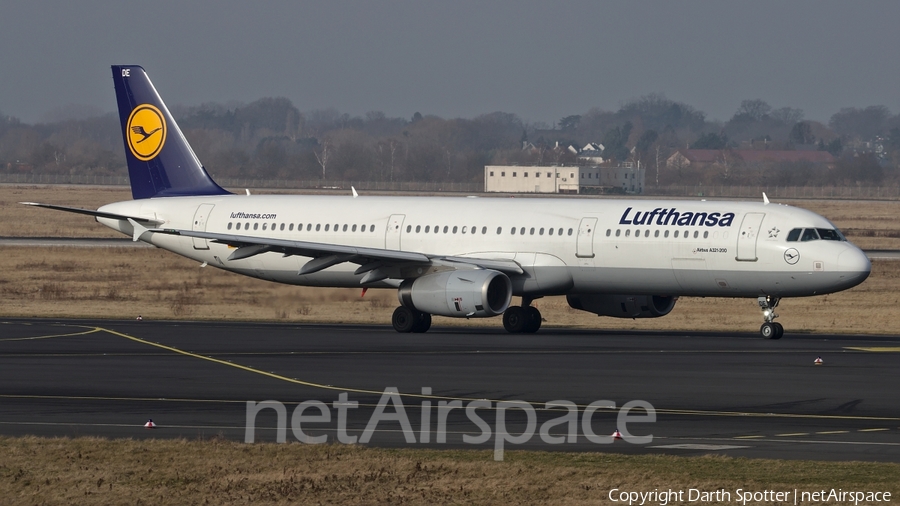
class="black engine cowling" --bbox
[566,294,676,318]
[398,269,512,318]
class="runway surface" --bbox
[1,319,899,462]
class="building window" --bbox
[513,172,517,177]
[536,173,540,178]
[490,171,494,176]
[501,172,506,177]
[524,172,528,177]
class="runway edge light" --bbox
[144,419,156,428]
[814,356,823,366]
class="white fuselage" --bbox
[98,194,871,299]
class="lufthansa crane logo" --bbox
[126,104,166,161]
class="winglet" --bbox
[762,192,770,205]
[127,218,150,242]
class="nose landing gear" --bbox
[758,296,784,339]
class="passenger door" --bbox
[736,213,765,261]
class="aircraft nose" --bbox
[837,247,871,286]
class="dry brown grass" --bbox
[2,185,899,333]
[1,437,897,506]
[0,245,898,334]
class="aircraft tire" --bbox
[772,322,784,340]
[392,306,419,333]
[503,306,527,333]
[524,306,542,333]
[412,313,432,333]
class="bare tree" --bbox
[313,139,330,179]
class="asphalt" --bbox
[1,318,899,462]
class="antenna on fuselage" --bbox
[762,192,770,205]
[351,186,358,198]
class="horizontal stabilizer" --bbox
[21,202,163,225]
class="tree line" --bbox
[2,94,899,187]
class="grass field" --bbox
[2,438,898,506]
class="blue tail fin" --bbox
[112,65,230,199]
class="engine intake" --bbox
[567,294,676,318]
[399,269,512,318]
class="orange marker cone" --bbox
[814,356,823,366]
[143,419,156,428]
[611,429,623,440]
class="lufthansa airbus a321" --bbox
[23,66,871,339]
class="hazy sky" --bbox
[1,1,898,125]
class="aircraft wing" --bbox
[20,202,164,225]
[150,228,524,283]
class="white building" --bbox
[484,164,644,194]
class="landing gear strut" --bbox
[758,296,784,339]
[502,297,542,334]
[392,306,431,333]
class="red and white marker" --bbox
[143,419,156,428]
[814,356,823,366]
[611,429,623,440]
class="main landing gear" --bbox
[502,297,542,334]
[758,295,784,339]
[392,306,432,333]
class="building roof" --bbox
[673,149,835,164]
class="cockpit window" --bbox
[787,227,846,242]
[817,228,844,241]
[801,228,820,241]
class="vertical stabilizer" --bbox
[112,65,230,199]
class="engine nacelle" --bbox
[398,269,512,318]
[566,294,676,318]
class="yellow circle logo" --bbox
[126,104,167,161]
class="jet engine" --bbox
[566,294,676,318]
[398,269,512,318]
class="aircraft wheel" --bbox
[503,306,526,333]
[392,306,419,333]
[760,322,779,339]
[524,306,542,333]
[412,313,432,333]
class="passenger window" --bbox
[511,227,517,235]
[606,229,611,237]
[262,223,267,231]
[452,226,458,234]
[645,230,650,237]
[370,225,375,232]
[461,226,467,234]
[674,230,679,238]
[434,226,439,234]
[307,224,312,231]
[540,228,545,235]
[415,225,420,233]
[334,224,339,231]
[625,230,631,237]
[528,227,534,235]
[406,225,411,233]
[316,224,321,231]
[497,227,502,234]
[703,231,708,238]
[352,224,358,232]
[443,226,449,233]
[280,223,285,231]
[664,230,669,238]
[425,225,430,233]
[801,228,820,241]
[289,224,294,231]
[253,223,259,230]
[693,231,699,238]
[482,227,487,234]
[654,230,659,238]
[615,229,620,237]
[324,224,330,231]
[787,228,801,241]
[549,228,554,236]
[343,224,348,232]
[227,223,232,230]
